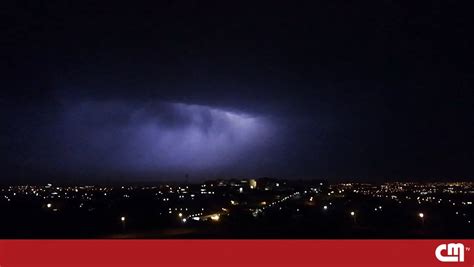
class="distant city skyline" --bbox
[0,179,472,238]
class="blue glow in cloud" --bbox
[56,100,277,178]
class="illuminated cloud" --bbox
[57,100,277,178]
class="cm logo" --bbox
[435,243,465,262]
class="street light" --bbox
[350,211,357,224]
[46,203,52,208]
[120,216,126,231]
[418,213,425,226]
[323,205,328,210]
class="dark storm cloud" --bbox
[50,98,280,179]
[2,1,474,182]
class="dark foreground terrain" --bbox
[0,180,472,238]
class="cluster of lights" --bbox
[253,192,301,216]
[327,182,473,213]
[1,181,471,231]
[0,185,116,202]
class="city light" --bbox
[249,179,257,189]
[0,181,472,238]
[350,211,357,224]
[418,212,425,226]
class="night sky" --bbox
[2,1,474,182]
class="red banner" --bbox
[0,240,472,266]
